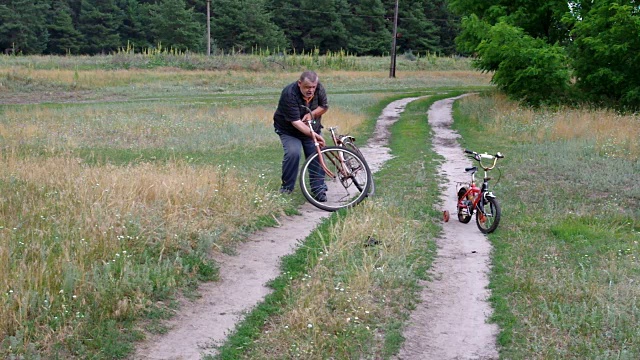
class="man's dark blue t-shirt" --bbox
[273,81,329,137]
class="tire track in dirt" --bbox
[395,95,499,360]
[132,97,420,360]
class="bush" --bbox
[474,22,570,106]
[568,3,640,110]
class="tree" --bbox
[117,0,150,51]
[265,0,303,51]
[0,0,49,54]
[344,0,391,55]
[211,0,287,52]
[568,2,640,109]
[146,0,203,52]
[395,0,440,54]
[46,0,83,54]
[430,0,461,55]
[77,0,124,54]
[449,0,572,45]
[475,22,570,106]
[297,0,350,53]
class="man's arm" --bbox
[292,120,326,147]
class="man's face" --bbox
[297,78,318,98]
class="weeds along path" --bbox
[395,95,499,360]
[133,97,420,360]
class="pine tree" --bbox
[344,0,391,55]
[77,0,124,54]
[211,0,287,52]
[46,0,83,54]
[0,0,49,54]
[117,0,150,51]
[265,0,303,51]
[395,0,440,55]
[298,0,350,53]
[147,0,204,52]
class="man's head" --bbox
[297,70,319,99]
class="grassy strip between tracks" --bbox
[212,93,466,359]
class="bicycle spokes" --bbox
[299,147,372,212]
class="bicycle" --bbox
[297,106,373,211]
[444,149,504,233]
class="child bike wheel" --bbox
[299,146,372,212]
[476,197,501,233]
[457,187,472,223]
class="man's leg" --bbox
[279,133,302,192]
[301,136,326,198]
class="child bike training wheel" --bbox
[299,146,372,212]
[476,196,501,233]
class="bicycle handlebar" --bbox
[464,149,504,170]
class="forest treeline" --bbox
[0,0,460,56]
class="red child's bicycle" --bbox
[444,149,504,233]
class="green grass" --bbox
[453,93,640,359]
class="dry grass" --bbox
[1,67,491,95]
[0,104,279,150]
[0,150,285,349]
[460,93,640,158]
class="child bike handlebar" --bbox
[464,149,504,171]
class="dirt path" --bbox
[395,95,499,360]
[132,97,419,360]
[133,95,498,360]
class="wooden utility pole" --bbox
[207,0,211,56]
[389,0,399,78]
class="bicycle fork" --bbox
[477,179,497,217]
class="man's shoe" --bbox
[279,188,293,195]
[314,192,327,202]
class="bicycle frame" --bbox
[457,167,493,217]
[327,126,356,148]
[299,110,353,181]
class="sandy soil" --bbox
[132,95,499,360]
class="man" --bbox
[273,70,329,201]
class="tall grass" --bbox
[0,150,287,357]
[0,103,279,151]
[463,93,640,159]
[0,52,473,72]
[453,93,640,359]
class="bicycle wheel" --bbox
[341,139,375,196]
[457,187,473,223]
[299,146,372,212]
[476,196,501,233]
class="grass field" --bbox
[3,52,637,359]
[0,54,489,359]
[453,92,640,359]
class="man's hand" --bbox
[314,133,326,147]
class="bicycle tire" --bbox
[341,139,375,196]
[476,196,501,233]
[457,187,473,223]
[299,146,372,212]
